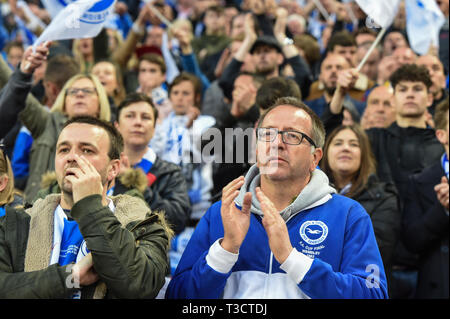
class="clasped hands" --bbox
[220,176,293,264]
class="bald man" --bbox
[361,85,396,129]
[416,54,448,116]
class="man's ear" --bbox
[0,175,9,192]
[277,53,284,66]
[436,129,448,146]
[311,147,323,171]
[107,159,121,183]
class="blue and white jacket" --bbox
[165,166,388,299]
[151,112,215,220]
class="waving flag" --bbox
[33,0,116,48]
[405,0,445,55]
[355,0,401,29]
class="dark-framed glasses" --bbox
[66,87,97,96]
[256,127,316,147]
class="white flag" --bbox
[33,0,116,49]
[355,0,401,29]
[405,0,445,55]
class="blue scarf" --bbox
[134,147,156,174]
[51,206,88,267]
[0,206,5,218]
[50,200,115,298]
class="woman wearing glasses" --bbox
[320,124,401,290]
[0,41,111,203]
[0,147,23,217]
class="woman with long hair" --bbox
[321,124,401,286]
[0,146,23,216]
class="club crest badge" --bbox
[300,220,328,245]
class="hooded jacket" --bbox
[165,166,388,299]
[0,193,172,299]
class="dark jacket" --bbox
[365,123,444,207]
[0,193,172,298]
[402,161,449,299]
[321,106,445,206]
[201,101,259,198]
[322,107,444,270]
[353,175,401,277]
[115,157,191,236]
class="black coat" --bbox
[114,157,191,235]
[353,175,401,277]
[402,161,449,299]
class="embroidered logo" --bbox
[300,220,328,245]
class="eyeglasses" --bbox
[0,143,8,174]
[256,127,316,147]
[66,87,97,96]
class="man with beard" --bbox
[0,116,171,298]
[305,53,366,121]
[218,12,312,102]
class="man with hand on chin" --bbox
[166,97,388,299]
[0,116,171,299]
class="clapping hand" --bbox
[220,177,252,254]
[256,187,293,264]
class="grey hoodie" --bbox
[235,165,336,221]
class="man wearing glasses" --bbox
[166,97,388,299]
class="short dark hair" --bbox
[139,53,166,74]
[389,64,433,91]
[168,72,203,108]
[205,5,224,15]
[434,97,449,131]
[44,55,80,89]
[257,96,326,148]
[116,92,158,125]
[256,77,302,110]
[327,31,356,52]
[62,116,124,160]
[4,41,23,54]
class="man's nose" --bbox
[64,149,79,164]
[272,132,286,148]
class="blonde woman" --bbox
[0,42,111,203]
[0,146,23,217]
[92,60,127,109]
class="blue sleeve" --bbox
[165,203,230,299]
[180,53,211,94]
[11,127,33,179]
[299,206,389,299]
